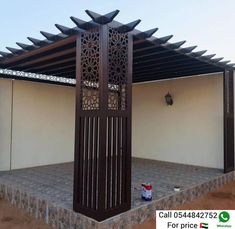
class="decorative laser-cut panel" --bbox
[74,26,132,221]
[80,32,100,110]
[108,29,128,110]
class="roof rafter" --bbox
[134,45,197,60]
[16,42,38,51]
[0,8,233,84]
[116,20,141,33]
[70,16,98,30]
[0,51,13,58]
[40,31,67,41]
[55,24,81,36]
[85,10,120,24]
[188,50,207,57]
[164,40,186,49]
[134,28,158,40]
[6,47,25,55]
[27,37,52,46]
[134,35,173,53]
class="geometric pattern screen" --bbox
[80,28,128,111]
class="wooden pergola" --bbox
[0,10,234,221]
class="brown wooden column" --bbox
[223,69,234,173]
[73,25,133,221]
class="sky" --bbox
[0,0,235,62]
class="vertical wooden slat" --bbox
[224,70,234,173]
[82,117,85,206]
[93,117,98,209]
[82,117,86,205]
[80,117,85,204]
[126,33,133,207]
[112,117,117,207]
[121,117,126,203]
[106,117,112,209]
[88,117,94,208]
[85,117,90,206]
[116,117,121,205]
[97,25,109,213]
[120,117,123,204]
[73,36,81,211]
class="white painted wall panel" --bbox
[0,78,12,171]
[132,74,223,169]
[11,81,75,169]
[0,73,225,170]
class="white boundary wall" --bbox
[0,79,75,170]
[0,73,224,170]
[132,74,223,169]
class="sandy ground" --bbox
[133,181,235,229]
[0,199,51,229]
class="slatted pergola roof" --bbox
[0,9,234,86]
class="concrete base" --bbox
[0,159,233,228]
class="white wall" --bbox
[12,81,75,168]
[0,79,12,170]
[132,74,223,169]
[0,73,224,170]
[10,80,75,169]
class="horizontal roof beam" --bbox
[39,65,75,75]
[134,45,197,60]
[133,35,174,53]
[23,57,76,72]
[1,36,77,66]
[134,52,193,65]
[133,55,220,71]
[17,50,75,71]
[134,52,208,71]
[134,68,222,83]
[55,70,76,77]
[31,60,75,73]
[134,64,221,77]
[5,43,76,69]
[134,61,214,75]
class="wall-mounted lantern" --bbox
[165,92,173,106]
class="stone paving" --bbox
[0,158,223,210]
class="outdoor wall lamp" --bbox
[165,92,173,106]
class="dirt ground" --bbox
[0,199,51,229]
[133,181,235,229]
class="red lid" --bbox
[142,184,152,190]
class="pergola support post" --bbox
[223,69,234,173]
[73,25,133,221]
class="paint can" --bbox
[141,183,152,201]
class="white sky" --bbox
[0,0,235,62]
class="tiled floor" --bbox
[0,158,222,210]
